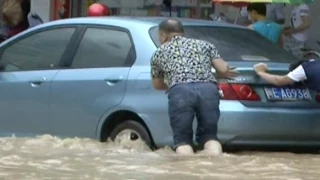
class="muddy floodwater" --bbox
[0,135,319,180]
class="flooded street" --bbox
[0,135,319,180]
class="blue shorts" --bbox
[168,82,221,149]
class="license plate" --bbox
[264,87,312,101]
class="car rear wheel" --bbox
[109,120,152,148]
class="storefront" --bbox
[29,0,226,20]
[29,0,319,50]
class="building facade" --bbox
[30,0,319,50]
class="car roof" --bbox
[36,16,246,29]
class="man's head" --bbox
[247,3,267,22]
[158,19,184,44]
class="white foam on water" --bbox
[0,135,318,180]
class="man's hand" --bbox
[226,67,238,79]
[216,66,238,79]
[254,63,268,74]
[212,58,239,79]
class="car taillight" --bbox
[218,83,260,101]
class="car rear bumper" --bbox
[218,101,320,147]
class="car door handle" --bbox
[30,77,46,87]
[105,79,120,83]
[104,76,123,86]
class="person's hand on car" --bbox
[215,66,238,79]
[226,66,238,79]
[254,63,268,74]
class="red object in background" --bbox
[7,23,28,38]
[87,3,110,17]
[212,0,249,8]
[53,0,70,20]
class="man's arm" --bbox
[151,49,168,90]
[209,44,238,79]
[152,78,168,90]
[256,71,295,86]
[209,44,228,77]
[254,63,307,86]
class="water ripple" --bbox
[0,135,318,180]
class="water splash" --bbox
[0,135,318,180]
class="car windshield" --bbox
[149,26,298,62]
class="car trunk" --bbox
[220,61,320,109]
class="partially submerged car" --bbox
[0,16,319,150]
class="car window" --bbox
[71,28,134,68]
[149,26,298,62]
[0,28,75,71]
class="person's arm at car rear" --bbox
[212,58,238,79]
[254,63,307,86]
[209,43,238,79]
[256,72,295,86]
[150,49,168,90]
[208,43,228,77]
[212,58,229,78]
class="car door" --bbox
[49,26,135,138]
[0,27,76,136]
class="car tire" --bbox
[109,120,152,148]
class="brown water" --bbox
[0,135,319,180]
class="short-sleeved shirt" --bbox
[252,21,282,43]
[151,36,220,89]
[287,65,307,82]
[287,59,320,92]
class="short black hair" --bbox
[158,19,184,34]
[247,3,267,16]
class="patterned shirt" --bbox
[151,36,220,88]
